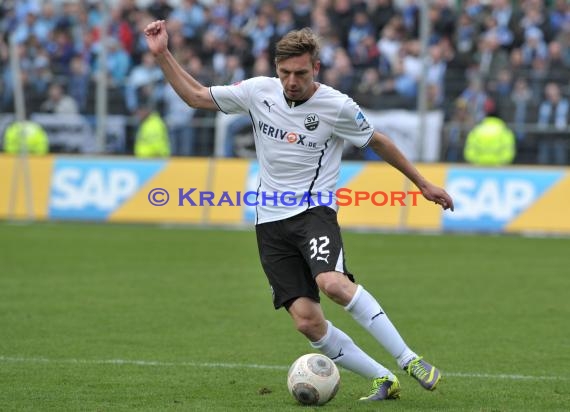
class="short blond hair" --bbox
[275,28,321,64]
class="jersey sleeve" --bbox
[332,99,374,148]
[209,78,256,114]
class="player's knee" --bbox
[294,316,324,339]
[316,272,354,304]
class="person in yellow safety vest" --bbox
[463,99,516,166]
[134,105,170,158]
[3,120,49,155]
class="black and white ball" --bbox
[287,353,340,406]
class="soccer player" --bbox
[144,21,454,401]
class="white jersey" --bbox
[210,77,374,224]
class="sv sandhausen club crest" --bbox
[304,113,319,131]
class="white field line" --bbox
[0,356,567,382]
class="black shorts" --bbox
[255,206,354,310]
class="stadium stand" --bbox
[0,0,568,163]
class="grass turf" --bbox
[0,222,569,411]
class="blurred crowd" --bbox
[0,0,569,162]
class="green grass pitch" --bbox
[0,222,569,411]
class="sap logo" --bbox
[51,167,139,210]
[447,177,535,221]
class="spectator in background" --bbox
[354,67,395,108]
[454,12,478,66]
[537,82,569,165]
[67,55,90,113]
[40,82,79,114]
[350,34,381,69]
[426,43,447,107]
[480,15,514,50]
[490,0,522,46]
[163,81,196,156]
[528,55,549,99]
[329,0,355,38]
[429,0,456,44]
[488,68,513,102]
[347,8,375,62]
[247,7,276,58]
[131,10,158,65]
[205,3,231,43]
[134,98,170,158]
[400,0,419,37]
[46,28,76,76]
[369,0,397,35]
[463,0,484,25]
[545,40,570,84]
[169,0,206,40]
[556,24,570,67]
[458,76,489,123]
[548,0,570,35]
[167,21,191,62]
[464,99,516,166]
[318,34,340,71]
[221,53,272,157]
[376,16,405,71]
[227,30,255,71]
[510,76,534,141]
[270,7,296,47]
[310,4,333,37]
[229,0,255,32]
[96,38,131,88]
[20,39,52,98]
[12,9,41,45]
[147,0,173,21]
[475,32,510,83]
[392,39,421,100]
[70,7,93,54]
[325,48,355,94]
[445,98,474,162]
[24,4,58,44]
[508,47,528,79]
[3,119,49,155]
[106,6,135,54]
[215,54,246,85]
[519,1,553,43]
[125,51,164,113]
[292,0,313,28]
[521,27,548,66]
[56,0,81,32]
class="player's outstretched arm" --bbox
[144,20,217,111]
[368,131,454,211]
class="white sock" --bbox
[310,320,395,379]
[345,285,417,369]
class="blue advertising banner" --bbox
[443,168,564,231]
[48,158,166,220]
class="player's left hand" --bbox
[420,182,454,211]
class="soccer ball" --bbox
[287,353,340,406]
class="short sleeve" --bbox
[332,99,374,148]
[210,78,256,114]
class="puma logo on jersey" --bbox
[263,99,275,112]
[316,255,329,264]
